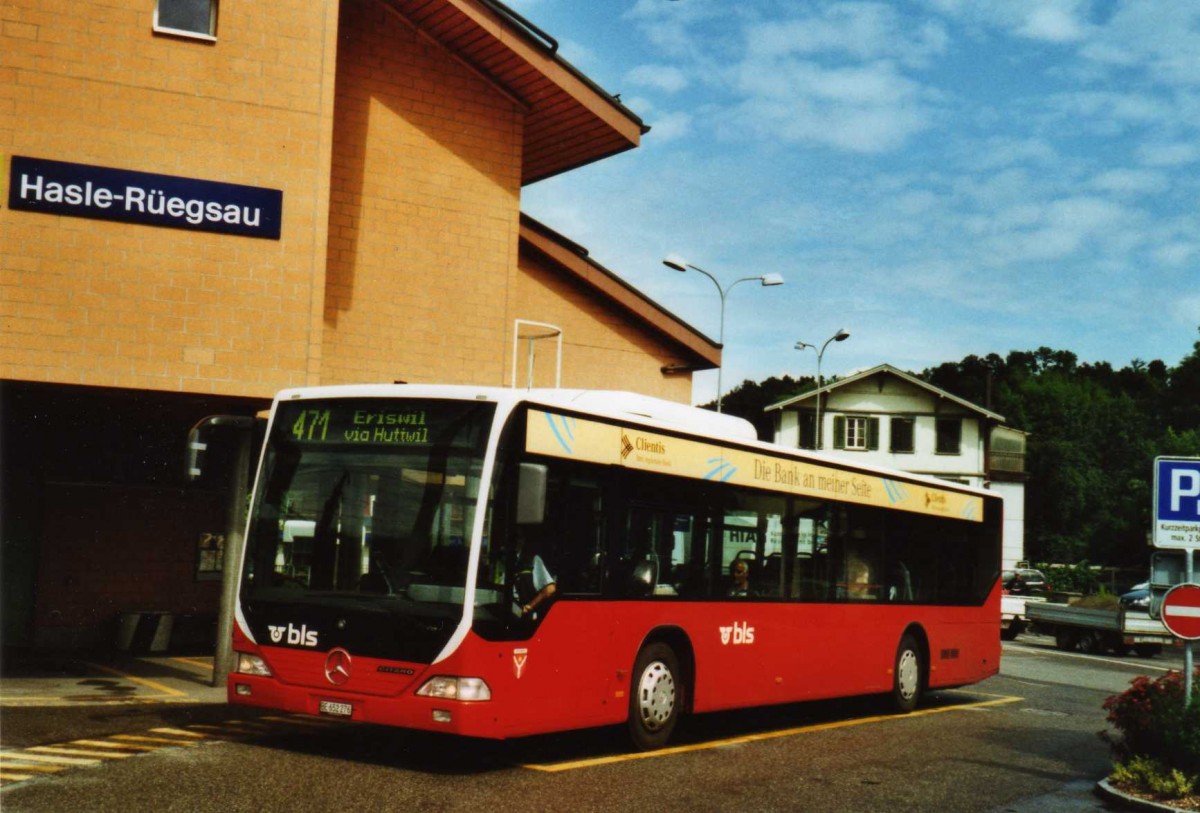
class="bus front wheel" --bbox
[627,642,682,750]
[891,633,923,713]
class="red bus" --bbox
[228,385,1002,749]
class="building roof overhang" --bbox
[764,363,1007,423]
[381,0,648,185]
[519,214,720,372]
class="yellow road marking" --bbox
[71,739,161,752]
[522,694,1024,773]
[186,724,250,736]
[27,746,133,759]
[171,656,214,672]
[151,727,210,738]
[84,662,187,699]
[1,772,40,781]
[114,734,201,746]
[0,763,66,774]
[1,752,100,767]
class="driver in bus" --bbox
[514,534,557,620]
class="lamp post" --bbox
[663,255,784,412]
[795,328,850,449]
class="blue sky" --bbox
[513,0,1200,404]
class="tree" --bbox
[703,375,813,441]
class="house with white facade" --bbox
[766,364,1028,568]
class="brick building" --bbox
[1,0,717,650]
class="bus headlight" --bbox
[236,653,273,677]
[416,676,491,701]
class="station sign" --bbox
[1160,583,1200,641]
[1153,457,1200,550]
[7,155,283,239]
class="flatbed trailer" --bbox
[1025,601,1174,657]
[1000,594,1046,640]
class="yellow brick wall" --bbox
[2,0,695,403]
[514,248,693,402]
[321,1,523,388]
[0,0,339,397]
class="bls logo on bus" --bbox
[268,623,319,647]
[719,622,755,645]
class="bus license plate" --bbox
[319,700,353,717]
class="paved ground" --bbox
[0,652,226,708]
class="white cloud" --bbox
[1153,243,1198,267]
[744,4,948,68]
[1090,168,1169,196]
[1017,5,1086,43]
[1137,142,1200,168]
[1079,3,1200,87]
[1170,294,1200,326]
[642,110,692,144]
[729,59,935,153]
[625,64,689,94]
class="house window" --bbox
[890,417,915,453]
[154,0,218,40]
[845,417,868,450]
[798,411,816,450]
[936,418,962,455]
[833,416,879,451]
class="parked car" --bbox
[1120,581,1150,610]
[1002,568,1050,597]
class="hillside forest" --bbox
[713,329,1200,568]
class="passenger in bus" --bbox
[727,560,751,597]
[845,555,877,600]
[513,535,557,620]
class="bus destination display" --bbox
[286,405,430,445]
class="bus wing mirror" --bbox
[186,415,258,481]
[516,463,547,525]
[186,424,208,481]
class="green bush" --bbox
[1102,669,1200,776]
[1111,756,1196,800]
[1034,561,1100,595]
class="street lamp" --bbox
[663,254,784,412]
[795,328,850,449]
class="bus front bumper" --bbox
[227,674,504,738]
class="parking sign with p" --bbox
[1154,457,1200,550]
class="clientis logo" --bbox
[621,433,667,460]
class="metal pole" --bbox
[212,430,252,688]
[815,354,824,450]
[1187,552,1195,705]
[716,291,726,412]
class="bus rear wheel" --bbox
[891,633,923,713]
[627,642,682,750]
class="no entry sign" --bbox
[1161,583,1200,640]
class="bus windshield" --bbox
[241,398,495,625]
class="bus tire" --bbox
[627,642,682,750]
[891,633,923,713]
